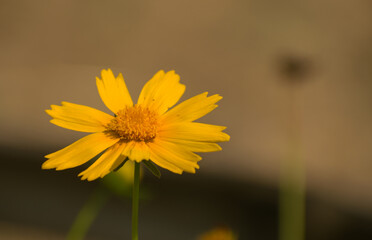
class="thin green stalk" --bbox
[279,146,305,240]
[279,85,305,240]
[67,187,109,240]
[132,162,140,240]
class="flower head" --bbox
[197,227,237,240]
[43,69,229,181]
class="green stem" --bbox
[132,162,140,240]
[67,186,109,240]
[279,84,305,240]
[279,148,305,240]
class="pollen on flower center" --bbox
[105,105,158,141]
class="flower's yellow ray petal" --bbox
[137,70,185,115]
[49,119,102,133]
[79,143,127,181]
[148,139,200,173]
[43,132,119,170]
[159,122,230,143]
[96,69,133,114]
[161,92,222,123]
[149,149,183,174]
[160,138,222,152]
[46,102,113,132]
[152,139,202,162]
[124,141,151,163]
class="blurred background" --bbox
[1,0,372,239]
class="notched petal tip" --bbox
[41,161,52,169]
[42,159,63,170]
[49,119,58,125]
[221,132,230,142]
[44,152,54,159]
[101,68,113,76]
[78,173,94,181]
[156,69,165,75]
[77,171,91,181]
[45,109,52,116]
[117,72,124,79]
[96,68,133,113]
[165,70,180,79]
[219,126,227,131]
[49,104,59,110]
[213,94,223,101]
[184,166,199,174]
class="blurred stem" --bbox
[279,144,305,240]
[279,86,305,240]
[132,162,140,240]
[67,186,109,240]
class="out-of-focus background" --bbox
[1,0,372,239]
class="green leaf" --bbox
[143,160,161,178]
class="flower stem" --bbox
[279,144,305,240]
[279,83,305,240]
[132,162,140,240]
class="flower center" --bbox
[105,105,158,141]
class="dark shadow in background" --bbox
[1,145,372,240]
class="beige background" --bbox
[1,0,372,225]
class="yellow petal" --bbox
[161,92,222,123]
[79,143,127,181]
[46,102,113,132]
[160,138,222,152]
[159,122,230,143]
[149,150,183,174]
[137,70,185,115]
[43,132,119,170]
[152,139,201,162]
[124,141,151,163]
[148,139,200,173]
[96,69,133,114]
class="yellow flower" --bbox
[197,227,237,240]
[43,69,229,181]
